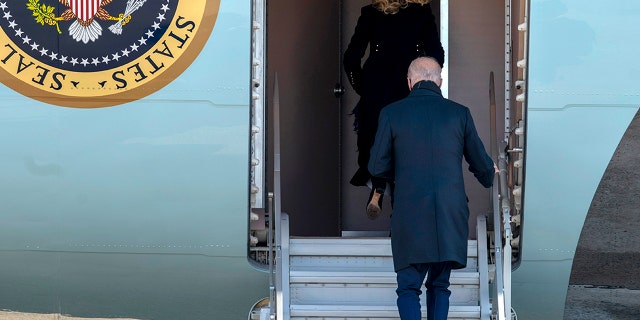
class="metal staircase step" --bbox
[289,272,479,307]
[289,238,479,273]
[290,238,477,258]
[290,282,479,307]
[290,256,478,273]
[290,270,480,285]
[290,304,481,319]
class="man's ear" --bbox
[407,78,412,90]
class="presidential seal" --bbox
[0,0,220,108]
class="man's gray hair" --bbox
[407,56,442,84]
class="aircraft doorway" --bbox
[266,0,510,238]
[266,0,385,237]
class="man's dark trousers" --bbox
[396,262,453,320]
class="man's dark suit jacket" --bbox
[368,80,495,271]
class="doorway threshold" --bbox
[341,231,390,237]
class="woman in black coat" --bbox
[344,0,445,216]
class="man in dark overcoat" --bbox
[368,57,495,320]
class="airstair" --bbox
[251,74,514,319]
[250,58,515,320]
[275,215,492,320]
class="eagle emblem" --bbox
[27,0,147,43]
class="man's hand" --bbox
[494,162,499,174]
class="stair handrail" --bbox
[489,69,504,320]
[271,73,292,320]
[272,73,284,320]
[489,68,513,319]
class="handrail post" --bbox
[279,214,290,320]
[498,147,513,319]
[503,208,512,319]
[492,181,506,320]
[267,193,275,320]
[477,215,491,319]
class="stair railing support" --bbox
[477,215,491,319]
[492,180,506,320]
[498,148,513,319]
[267,192,275,320]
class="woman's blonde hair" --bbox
[372,0,431,15]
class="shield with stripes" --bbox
[69,0,102,22]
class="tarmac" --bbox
[564,110,640,320]
[565,286,640,320]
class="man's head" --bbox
[407,56,442,89]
